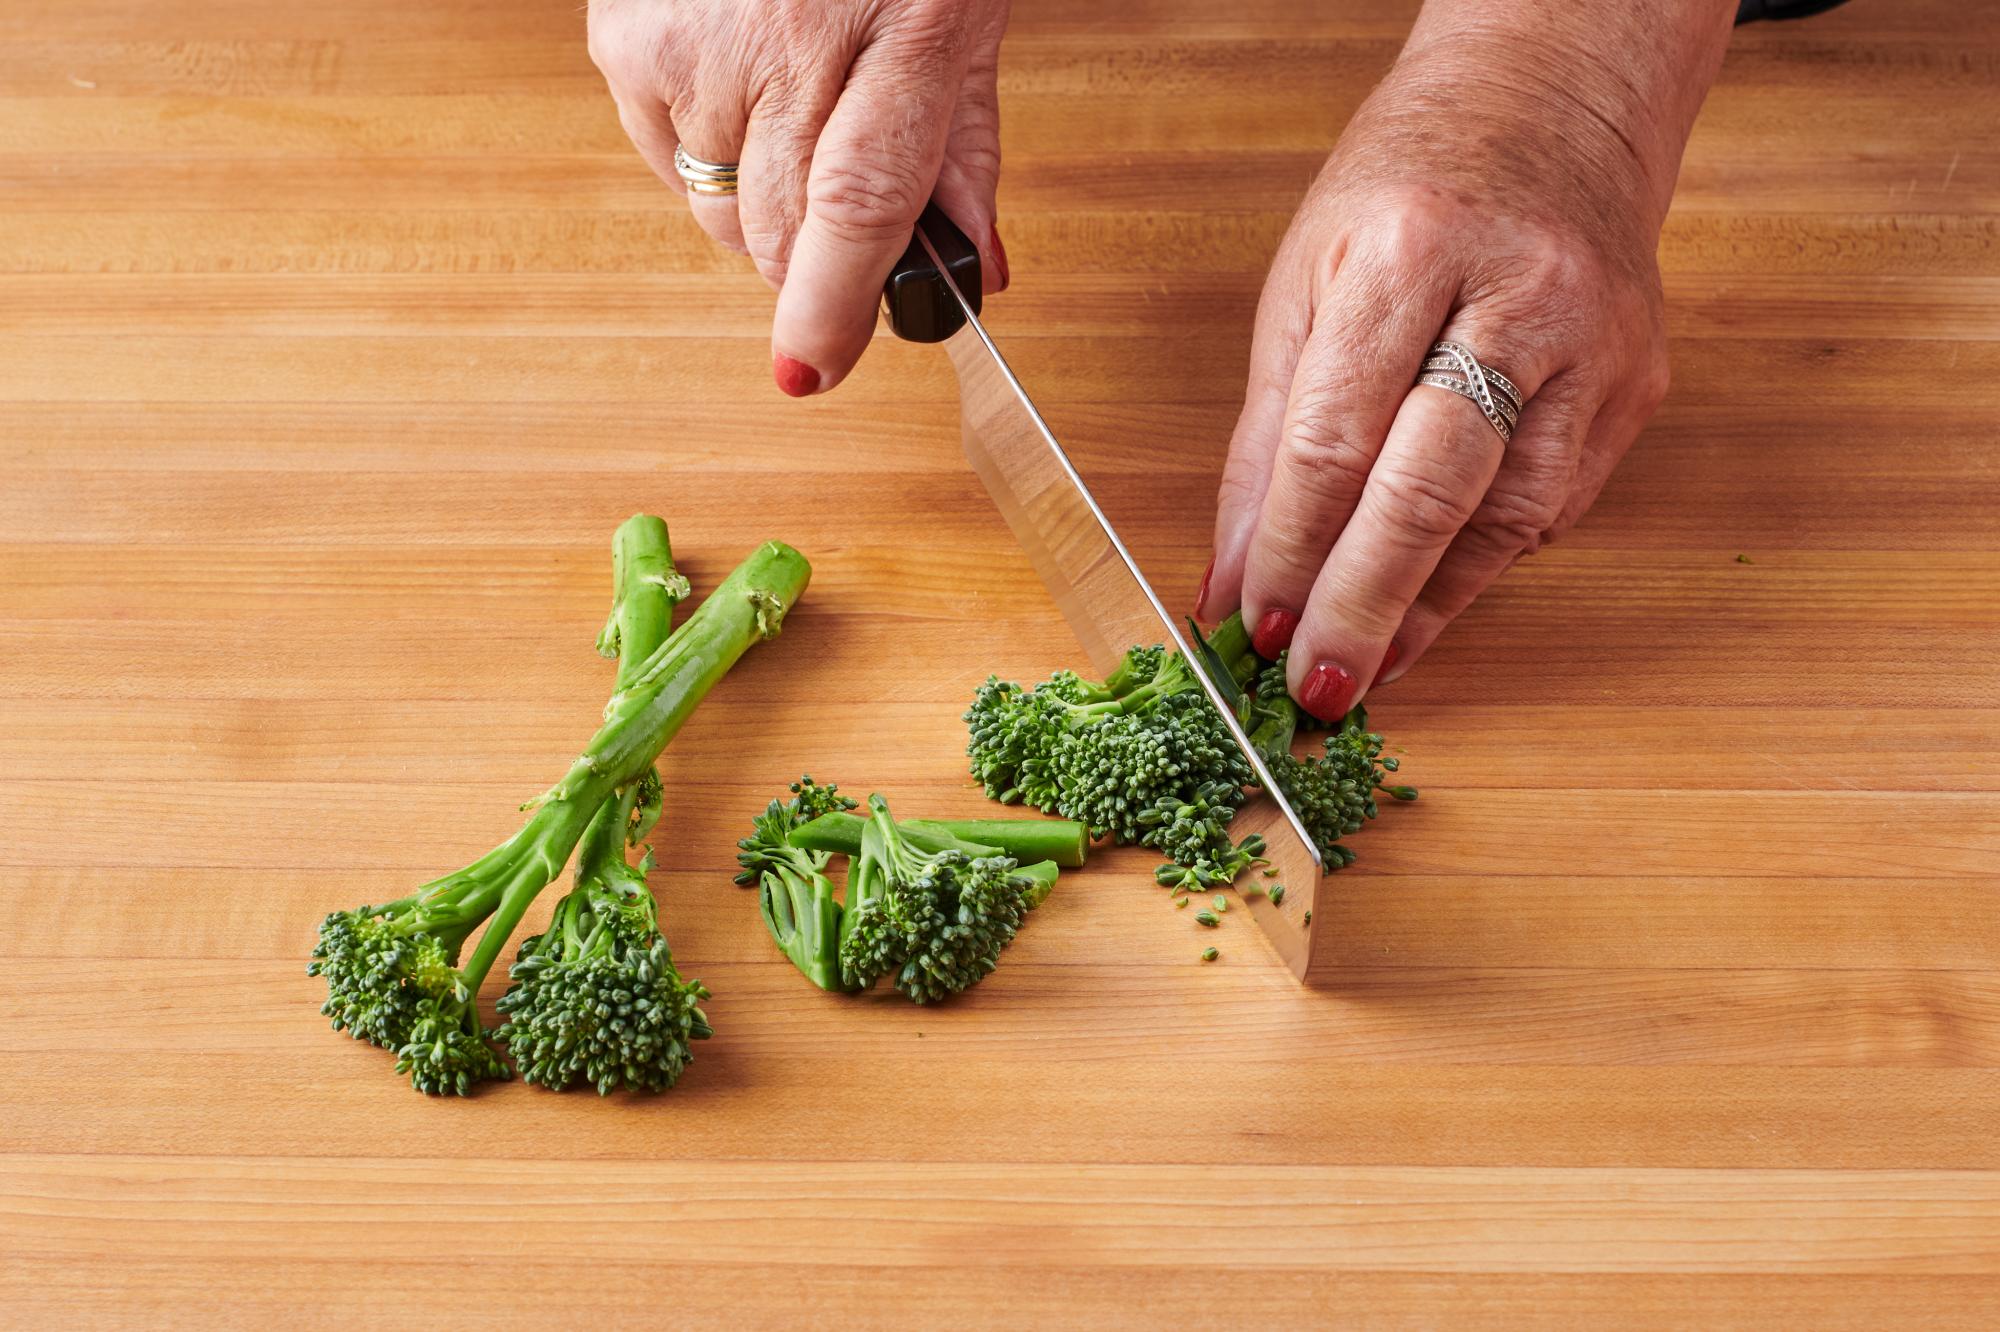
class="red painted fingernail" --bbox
[990,225,1010,292]
[1251,608,1299,659]
[1195,558,1215,618]
[1371,639,1402,688]
[1297,660,1359,723]
[773,353,820,398]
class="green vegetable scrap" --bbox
[1200,947,1219,963]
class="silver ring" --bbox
[674,145,739,197]
[1415,341,1521,443]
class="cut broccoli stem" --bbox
[912,819,1086,867]
[593,514,688,845]
[788,810,1088,867]
[595,513,691,674]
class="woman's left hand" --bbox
[1198,4,1734,720]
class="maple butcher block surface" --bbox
[2,0,1998,1327]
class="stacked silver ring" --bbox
[673,145,740,197]
[1415,341,1523,443]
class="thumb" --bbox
[770,30,971,396]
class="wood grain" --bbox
[2,0,1997,1326]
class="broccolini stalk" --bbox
[591,513,690,843]
[312,537,810,1094]
[494,515,711,1094]
[788,810,1089,868]
[734,776,860,994]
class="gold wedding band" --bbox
[674,145,739,197]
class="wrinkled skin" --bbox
[1200,5,1738,714]
[587,0,1010,393]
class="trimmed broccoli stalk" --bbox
[788,811,1089,868]
[311,536,811,1095]
[494,515,711,1095]
[838,794,1052,1003]
[588,513,689,843]
[735,776,861,993]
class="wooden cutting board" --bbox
[2,1,1996,1326]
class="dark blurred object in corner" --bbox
[1737,0,1856,22]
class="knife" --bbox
[882,204,1324,980]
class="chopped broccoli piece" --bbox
[839,794,1052,1003]
[962,610,1415,888]
[965,646,1254,844]
[735,776,859,993]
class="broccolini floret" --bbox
[840,794,1052,1003]
[962,611,1415,892]
[965,638,1254,843]
[495,784,711,1094]
[493,518,712,1094]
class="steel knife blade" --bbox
[884,205,1323,980]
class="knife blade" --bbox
[884,205,1324,980]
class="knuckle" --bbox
[1370,462,1481,547]
[1475,481,1563,555]
[585,11,624,77]
[739,211,795,265]
[1523,234,1598,296]
[1316,569,1410,638]
[588,3,672,91]
[1639,353,1672,413]
[1367,191,1451,265]
[809,157,930,237]
[1216,464,1264,514]
[1277,411,1376,499]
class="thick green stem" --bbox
[596,514,689,681]
[590,514,687,858]
[1206,611,1253,673]
[455,540,812,993]
[790,811,1087,867]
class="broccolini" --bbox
[311,526,811,1094]
[494,516,711,1095]
[962,611,1414,889]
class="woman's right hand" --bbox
[588,0,1011,396]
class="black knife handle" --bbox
[1736,0,1854,21]
[881,203,983,343]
